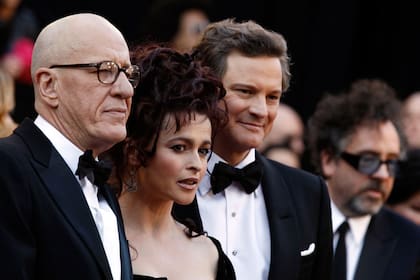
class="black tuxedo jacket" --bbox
[353,207,420,280]
[173,153,333,280]
[0,119,132,280]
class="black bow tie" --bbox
[75,150,112,188]
[210,160,263,194]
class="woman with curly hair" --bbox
[104,45,235,279]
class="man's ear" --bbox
[35,68,59,108]
[320,150,337,178]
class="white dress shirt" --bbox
[197,149,271,280]
[35,116,121,280]
[331,201,371,280]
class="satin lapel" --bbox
[118,227,132,280]
[257,153,300,280]
[354,210,397,280]
[16,120,113,279]
[101,186,133,280]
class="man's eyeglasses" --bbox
[49,61,140,88]
[340,151,399,177]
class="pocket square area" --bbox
[300,243,315,256]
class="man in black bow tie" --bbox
[173,19,333,280]
[0,13,139,280]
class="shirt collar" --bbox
[199,149,258,196]
[331,200,372,245]
[34,115,84,176]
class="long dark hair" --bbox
[104,45,228,236]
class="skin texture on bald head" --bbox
[31,13,127,78]
[31,13,134,156]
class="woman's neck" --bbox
[119,191,178,238]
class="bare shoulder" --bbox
[190,234,219,259]
[176,222,219,262]
[178,234,218,278]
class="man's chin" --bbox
[96,126,126,147]
[349,197,383,216]
[243,136,265,149]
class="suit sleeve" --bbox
[312,176,333,280]
[0,149,36,279]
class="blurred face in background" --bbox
[259,104,304,155]
[389,191,420,225]
[0,0,21,21]
[402,92,420,149]
[172,9,209,53]
[264,146,300,168]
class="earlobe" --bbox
[36,68,59,108]
[321,150,337,178]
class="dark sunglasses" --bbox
[340,151,399,177]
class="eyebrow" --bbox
[231,83,282,94]
[168,136,211,146]
[352,150,400,158]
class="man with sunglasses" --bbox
[308,79,420,280]
[0,13,140,279]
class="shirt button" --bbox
[232,250,238,256]
[231,212,236,217]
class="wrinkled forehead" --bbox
[64,23,129,63]
[37,14,130,66]
[72,36,130,64]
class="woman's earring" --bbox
[125,167,138,192]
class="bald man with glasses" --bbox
[307,79,420,280]
[0,13,140,280]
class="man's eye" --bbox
[236,88,251,94]
[268,95,280,101]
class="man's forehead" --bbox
[345,122,401,153]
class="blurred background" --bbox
[18,0,418,122]
[2,0,419,127]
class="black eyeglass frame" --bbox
[49,61,140,88]
[340,151,399,177]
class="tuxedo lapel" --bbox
[257,153,299,279]
[354,210,397,280]
[15,120,113,279]
[118,224,132,280]
[101,185,132,280]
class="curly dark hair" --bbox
[307,79,405,175]
[105,44,227,195]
